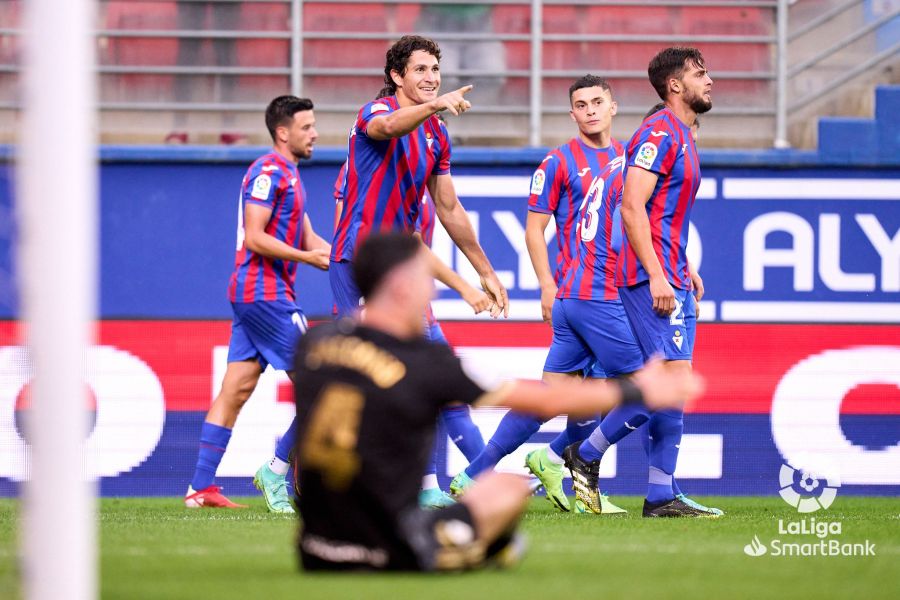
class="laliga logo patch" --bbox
[672,329,683,350]
[778,454,841,513]
[634,142,657,170]
[251,174,272,200]
[531,169,546,195]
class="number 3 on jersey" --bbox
[579,176,604,242]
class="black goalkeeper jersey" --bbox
[294,320,488,569]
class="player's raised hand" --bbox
[649,275,676,316]
[431,85,473,116]
[480,272,509,318]
[462,285,493,316]
[540,284,557,325]
[301,248,331,270]
[633,358,705,412]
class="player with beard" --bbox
[566,47,717,518]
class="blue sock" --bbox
[441,405,485,462]
[190,422,232,491]
[274,417,298,463]
[640,420,650,456]
[640,419,682,496]
[464,411,542,478]
[647,467,673,504]
[646,409,684,503]
[548,413,600,456]
[579,403,650,462]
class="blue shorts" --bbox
[618,281,696,362]
[228,300,308,371]
[329,259,361,318]
[426,320,449,346]
[544,298,644,378]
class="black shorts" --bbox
[299,503,486,572]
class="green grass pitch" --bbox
[1,496,898,599]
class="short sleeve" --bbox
[435,120,452,175]
[527,152,563,214]
[626,124,677,176]
[426,345,487,408]
[355,100,394,137]
[243,165,284,209]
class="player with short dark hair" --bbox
[566,47,715,518]
[572,100,720,517]
[332,157,489,508]
[330,35,507,320]
[294,232,702,571]
[184,95,331,512]
[449,75,626,513]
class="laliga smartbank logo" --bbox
[742,454,875,558]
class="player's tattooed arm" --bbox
[429,173,509,318]
[621,167,676,316]
[244,204,329,270]
[366,86,472,141]
[416,239,493,316]
[524,211,556,325]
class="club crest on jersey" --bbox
[371,102,389,114]
[426,131,434,149]
[672,329,684,350]
[635,142,658,170]
[251,174,272,200]
[531,169,546,195]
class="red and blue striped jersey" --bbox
[558,155,625,301]
[527,137,624,285]
[417,193,439,326]
[332,96,452,261]
[616,108,700,290]
[333,160,348,232]
[416,191,437,248]
[228,152,306,303]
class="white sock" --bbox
[545,446,565,465]
[268,456,289,476]
[421,473,439,490]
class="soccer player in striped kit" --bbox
[567,47,721,518]
[332,160,490,508]
[561,102,721,517]
[330,35,508,319]
[184,96,331,512]
[449,76,627,513]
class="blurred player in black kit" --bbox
[293,232,703,572]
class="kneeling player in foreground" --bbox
[293,233,703,571]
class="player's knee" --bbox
[220,376,258,408]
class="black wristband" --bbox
[617,378,644,406]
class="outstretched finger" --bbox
[455,84,474,96]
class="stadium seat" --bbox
[236,3,290,99]
[101,1,178,102]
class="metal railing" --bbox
[0,0,896,146]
